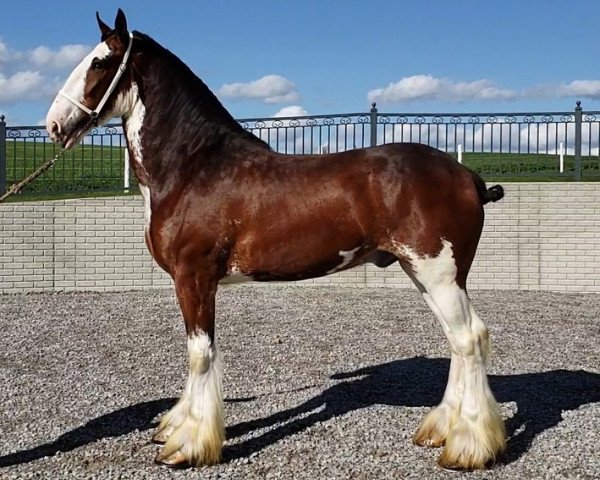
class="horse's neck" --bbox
[122,50,269,188]
[138,53,242,143]
[121,81,261,190]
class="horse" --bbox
[46,9,506,471]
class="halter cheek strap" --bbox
[59,31,134,121]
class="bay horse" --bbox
[46,9,506,471]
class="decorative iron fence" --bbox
[240,102,600,181]
[239,108,376,154]
[0,121,128,195]
[1,101,599,197]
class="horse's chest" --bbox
[138,184,158,257]
[139,184,152,231]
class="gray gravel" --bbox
[0,286,599,480]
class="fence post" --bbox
[574,100,582,181]
[124,148,130,193]
[0,115,6,194]
[370,102,378,147]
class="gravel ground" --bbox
[0,286,599,480]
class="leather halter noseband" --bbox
[58,31,134,123]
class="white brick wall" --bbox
[0,197,171,293]
[1,183,599,294]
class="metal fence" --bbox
[1,101,599,197]
[0,121,127,196]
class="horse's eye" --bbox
[91,58,103,70]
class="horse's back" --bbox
[323,142,486,232]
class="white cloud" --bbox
[29,44,89,71]
[367,74,517,104]
[528,80,600,100]
[0,71,52,103]
[0,40,23,65]
[0,39,90,108]
[218,74,299,104]
[0,41,9,62]
[273,105,308,117]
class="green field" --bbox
[3,141,600,201]
[4,140,137,199]
[457,152,600,182]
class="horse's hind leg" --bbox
[154,267,224,467]
[399,240,505,470]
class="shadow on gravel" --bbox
[0,398,177,468]
[0,394,258,468]
[223,357,600,465]
[2,358,599,468]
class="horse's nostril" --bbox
[51,121,62,136]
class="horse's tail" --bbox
[470,171,504,205]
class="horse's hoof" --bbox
[154,450,190,469]
[437,455,471,472]
[437,457,494,472]
[413,421,446,448]
[437,448,495,472]
[438,462,471,472]
[151,426,173,445]
[415,437,445,448]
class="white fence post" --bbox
[457,144,463,164]
[559,142,564,173]
[124,148,130,192]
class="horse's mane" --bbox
[131,31,270,151]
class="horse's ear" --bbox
[96,11,112,37]
[114,8,128,35]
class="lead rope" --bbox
[0,115,97,204]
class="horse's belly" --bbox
[218,273,254,285]
[223,244,372,283]
[221,201,384,283]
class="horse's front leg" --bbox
[154,267,224,468]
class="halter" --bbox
[58,31,134,123]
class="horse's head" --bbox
[46,9,135,149]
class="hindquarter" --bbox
[374,146,486,286]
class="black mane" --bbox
[131,31,270,152]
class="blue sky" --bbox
[1,0,600,125]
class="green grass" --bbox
[4,140,135,195]
[457,152,600,182]
[3,141,600,202]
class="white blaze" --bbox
[45,42,111,140]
